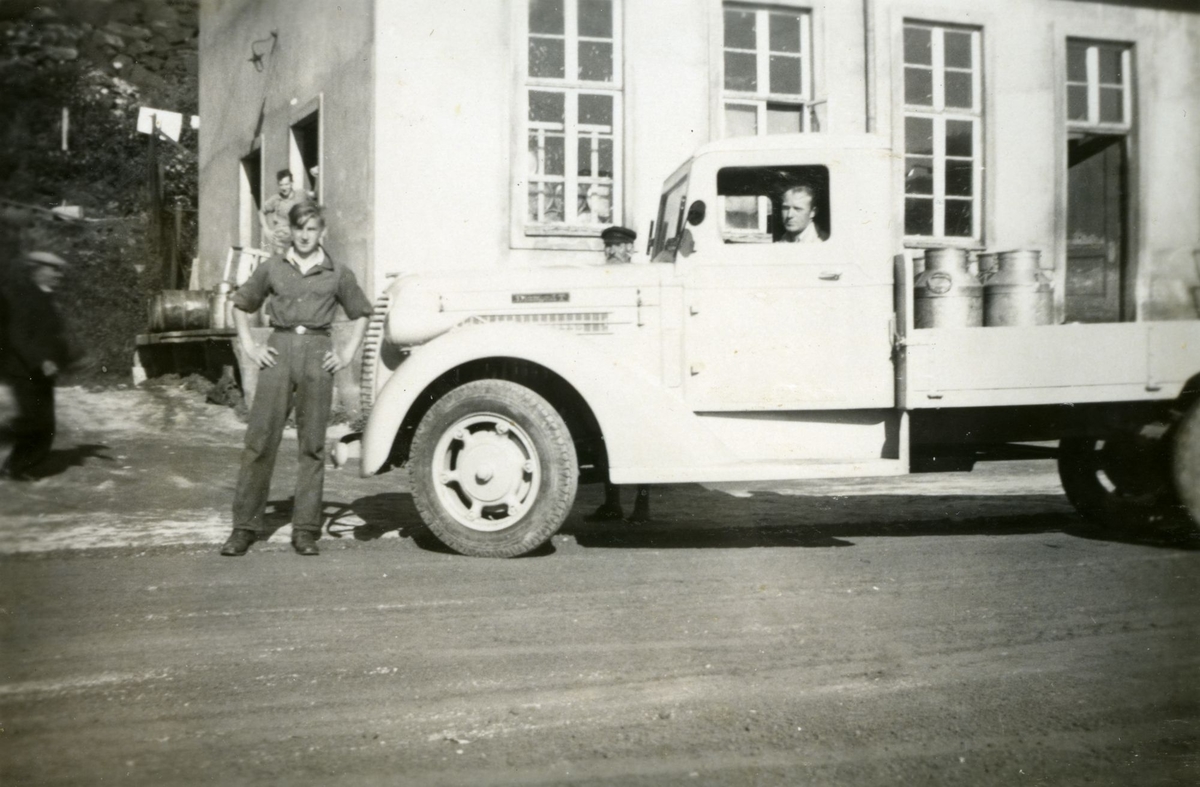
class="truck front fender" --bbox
[360,323,732,476]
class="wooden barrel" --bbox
[147,290,212,332]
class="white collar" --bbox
[286,246,326,273]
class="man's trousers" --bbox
[231,332,334,534]
[1,370,55,478]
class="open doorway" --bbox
[290,110,320,203]
[1065,134,1127,322]
[239,146,262,249]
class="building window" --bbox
[1067,40,1131,130]
[722,4,813,137]
[523,0,622,234]
[902,22,982,241]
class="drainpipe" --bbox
[863,0,876,133]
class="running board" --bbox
[609,458,907,485]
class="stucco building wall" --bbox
[200,0,1200,317]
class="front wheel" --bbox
[1173,400,1200,528]
[1058,430,1177,531]
[408,380,578,557]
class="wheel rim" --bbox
[430,413,541,532]
[1086,437,1169,503]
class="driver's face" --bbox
[604,241,633,263]
[781,191,815,234]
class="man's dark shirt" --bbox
[232,250,373,328]
[0,269,74,378]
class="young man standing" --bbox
[221,203,373,557]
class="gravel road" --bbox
[1,386,1197,785]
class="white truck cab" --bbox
[359,134,1200,557]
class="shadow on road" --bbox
[257,488,1199,554]
[4,443,114,480]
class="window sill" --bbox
[524,225,608,238]
[904,237,985,251]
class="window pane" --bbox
[579,183,612,223]
[579,41,613,81]
[578,0,612,38]
[1067,42,1088,83]
[905,197,934,236]
[725,51,757,92]
[945,199,973,237]
[904,26,932,66]
[944,70,973,109]
[724,9,756,49]
[905,67,933,106]
[769,13,801,53]
[724,103,757,137]
[905,116,933,155]
[529,90,565,123]
[529,0,564,35]
[529,133,565,175]
[943,31,972,69]
[597,137,613,178]
[769,55,801,95]
[529,182,564,223]
[905,156,933,195]
[766,104,802,134]
[945,119,973,157]
[1098,46,1122,84]
[1099,86,1123,123]
[1067,85,1088,121]
[578,93,613,126]
[725,196,760,229]
[945,159,973,197]
[529,37,565,78]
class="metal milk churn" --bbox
[210,282,234,330]
[914,248,983,328]
[983,250,1054,326]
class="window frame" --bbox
[514,0,624,248]
[720,3,815,137]
[1066,39,1132,133]
[901,21,984,245]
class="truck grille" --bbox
[472,312,611,334]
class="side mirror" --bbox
[686,200,706,226]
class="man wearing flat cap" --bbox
[600,225,638,264]
[588,226,651,522]
[0,251,82,479]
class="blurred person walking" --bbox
[0,251,83,480]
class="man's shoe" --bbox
[220,529,256,556]
[292,530,320,556]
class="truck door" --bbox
[678,161,896,412]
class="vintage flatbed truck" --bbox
[357,134,1200,557]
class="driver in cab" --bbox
[777,185,827,244]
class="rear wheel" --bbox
[1058,428,1178,531]
[1173,400,1200,528]
[408,380,578,557]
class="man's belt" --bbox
[273,325,331,336]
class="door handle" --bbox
[819,271,842,281]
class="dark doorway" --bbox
[1065,134,1128,323]
[240,147,262,249]
[291,112,320,201]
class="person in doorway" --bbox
[585,226,651,523]
[777,185,827,244]
[221,203,373,557]
[0,251,84,480]
[260,169,309,255]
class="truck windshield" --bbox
[652,175,689,262]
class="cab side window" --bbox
[718,165,830,244]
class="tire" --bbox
[408,380,578,557]
[1058,431,1177,531]
[1173,399,1200,528]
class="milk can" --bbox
[983,250,1054,326]
[210,282,234,330]
[914,248,983,328]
